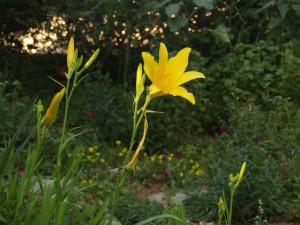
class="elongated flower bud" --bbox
[67,37,74,69]
[81,49,100,71]
[237,162,246,182]
[136,63,145,96]
[43,88,65,126]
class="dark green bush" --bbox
[187,102,300,222]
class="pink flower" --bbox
[18,169,24,176]
[164,168,170,175]
[86,112,94,117]
[175,151,183,157]
[219,124,227,133]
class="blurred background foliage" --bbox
[1,0,300,148]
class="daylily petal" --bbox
[157,43,168,76]
[142,52,157,82]
[167,47,191,79]
[175,71,205,86]
[148,84,165,99]
[169,86,196,105]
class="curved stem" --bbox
[109,95,150,224]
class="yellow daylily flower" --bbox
[43,88,65,126]
[142,43,205,104]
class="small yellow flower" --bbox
[189,159,194,164]
[43,88,65,126]
[122,148,127,153]
[87,155,92,160]
[88,147,95,153]
[142,43,205,104]
[116,140,121,145]
[95,152,101,156]
[179,172,184,177]
[143,152,148,157]
[118,152,124,157]
[195,169,203,176]
[88,180,93,184]
[81,179,87,184]
[168,156,173,161]
[100,158,106,164]
[151,156,156,162]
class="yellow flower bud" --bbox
[82,49,100,71]
[218,197,225,213]
[136,63,145,95]
[43,88,65,126]
[67,37,74,69]
[238,162,246,182]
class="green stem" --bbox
[228,188,235,225]
[109,95,150,225]
[56,73,72,178]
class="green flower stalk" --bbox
[56,37,99,177]
[218,197,225,225]
[222,162,247,225]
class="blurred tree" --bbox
[1,0,299,86]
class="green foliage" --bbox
[115,194,164,225]
[187,102,300,222]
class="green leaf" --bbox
[0,103,34,178]
[277,3,290,18]
[291,4,300,17]
[0,214,7,223]
[40,180,55,225]
[91,197,110,225]
[134,214,183,225]
[165,3,182,18]
[145,0,172,11]
[193,0,214,10]
[167,17,188,32]
[210,24,231,43]
[267,18,282,31]
[292,39,300,58]
[255,0,276,13]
